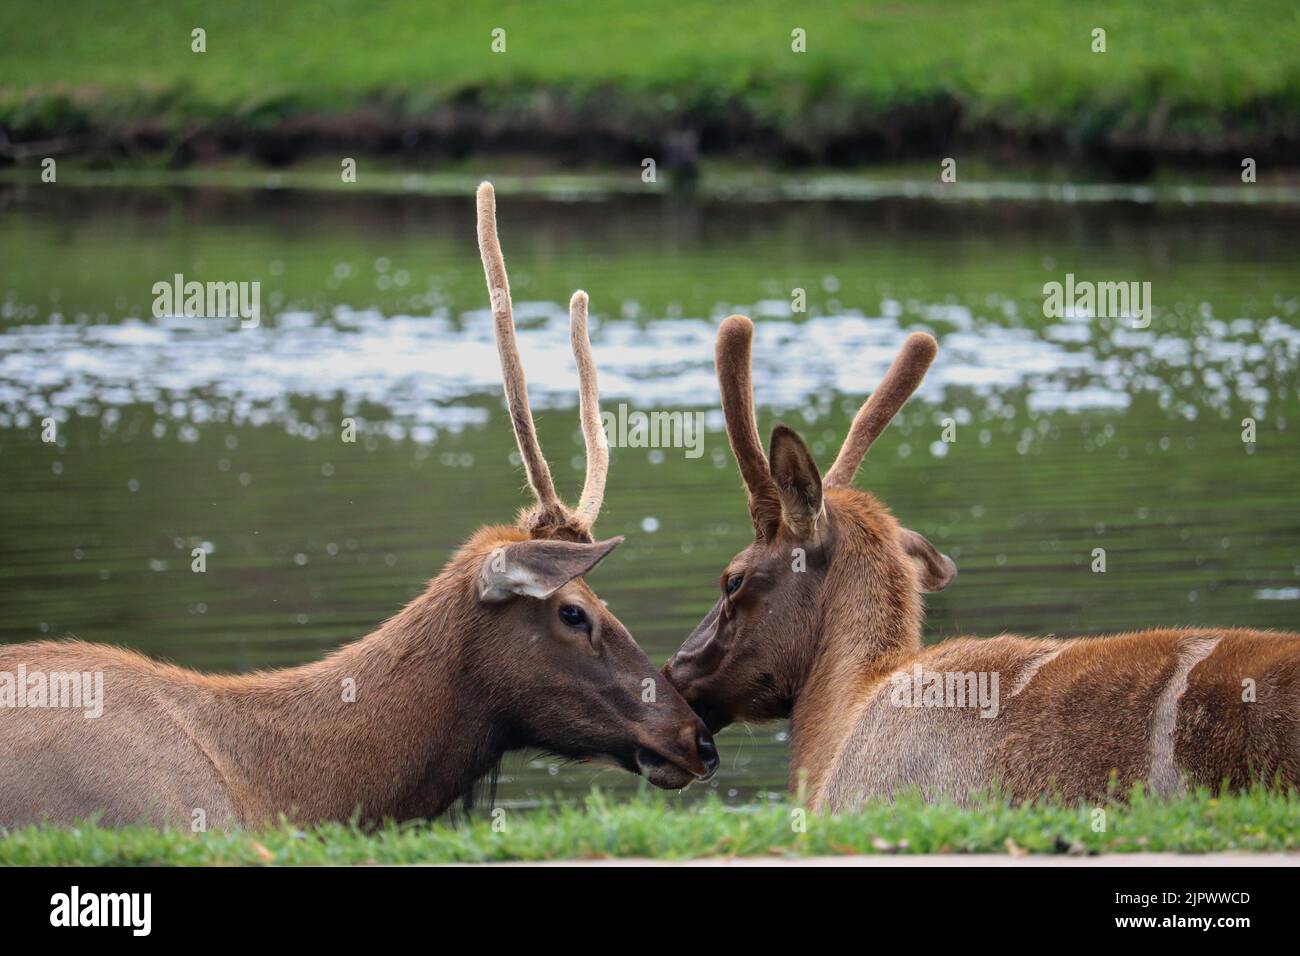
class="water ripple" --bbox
[0,301,1296,438]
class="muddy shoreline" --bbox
[3,88,1297,180]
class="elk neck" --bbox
[175,542,512,824]
[787,490,923,800]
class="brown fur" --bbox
[666,319,1300,809]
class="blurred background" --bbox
[1,2,1297,808]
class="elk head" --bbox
[469,183,717,787]
[664,315,955,733]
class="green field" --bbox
[2,1,1297,166]
[3,788,1299,865]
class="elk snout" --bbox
[663,654,734,735]
[697,731,720,776]
[690,724,720,778]
[662,647,712,709]
[634,716,718,788]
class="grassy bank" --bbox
[1,1,1297,171]
[3,788,1299,865]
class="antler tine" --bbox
[476,181,561,513]
[715,315,782,533]
[569,290,608,530]
[824,331,938,488]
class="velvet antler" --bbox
[477,182,612,540]
[715,315,782,537]
[823,332,937,488]
[569,290,608,531]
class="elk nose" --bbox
[696,731,719,778]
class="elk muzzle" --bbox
[662,600,737,733]
[633,716,719,788]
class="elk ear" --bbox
[900,528,956,592]
[768,424,824,539]
[478,536,623,604]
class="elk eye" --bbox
[725,573,744,595]
[558,605,589,630]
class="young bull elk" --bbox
[0,183,717,828]
[665,314,1300,810]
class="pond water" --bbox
[1,185,1297,808]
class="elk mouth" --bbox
[633,745,715,789]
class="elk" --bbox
[0,183,717,829]
[665,314,1300,810]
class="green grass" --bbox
[3,788,1299,865]
[1,1,1297,160]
